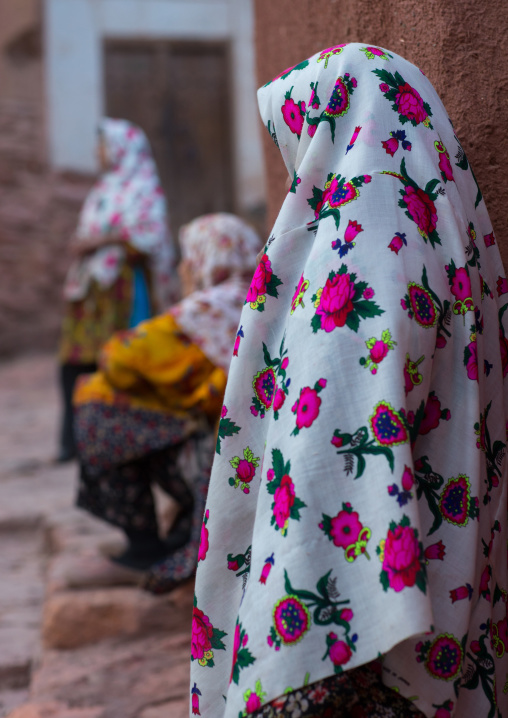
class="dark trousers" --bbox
[58,362,97,458]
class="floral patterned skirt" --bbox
[249,663,426,718]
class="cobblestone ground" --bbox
[0,355,192,718]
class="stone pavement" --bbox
[0,355,192,718]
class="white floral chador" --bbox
[190,43,508,718]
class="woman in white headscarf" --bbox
[190,44,508,718]
[58,118,175,461]
[72,213,260,593]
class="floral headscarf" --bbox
[63,118,175,307]
[190,44,508,718]
[170,213,260,371]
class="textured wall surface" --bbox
[254,0,508,268]
[0,0,94,357]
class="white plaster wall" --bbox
[43,0,265,210]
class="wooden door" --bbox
[104,39,234,245]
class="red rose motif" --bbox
[246,694,262,713]
[273,474,295,530]
[329,638,352,666]
[382,524,421,591]
[402,186,437,237]
[246,254,272,303]
[395,82,428,124]
[438,152,454,182]
[236,459,256,484]
[191,607,214,660]
[369,340,389,364]
[317,273,355,332]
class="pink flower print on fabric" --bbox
[449,584,473,603]
[317,44,347,68]
[360,329,397,374]
[228,447,260,494]
[435,140,454,183]
[395,83,429,125]
[379,518,425,593]
[291,379,326,435]
[416,633,464,681]
[331,220,363,258]
[330,509,362,548]
[451,267,473,300]
[259,553,275,585]
[439,475,472,527]
[419,392,451,436]
[198,510,209,562]
[424,541,446,561]
[243,681,266,714]
[329,637,352,667]
[320,502,372,561]
[273,475,296,532]
[484,232,496,247]
[292,387,321,429]
[370,401,408,447]
[464,340,478,381]
[388,232,407,255]
[191,605,226,667]
[291,275,310,314]
[381,130,412,157]
[252,367,276,412]
[233,326,244,357]
[246,254,272,309]
[272,595,311,646]
[402,186,437,239]
[281,91,306,138]
[273,388,286,412]
[406,283,438,328]
[497,276,508,296]
[191,683,201,715]
[360,45,393,60]
[315,273,355,331]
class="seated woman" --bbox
[72,213,260,593]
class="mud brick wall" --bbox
[254,0,508,269]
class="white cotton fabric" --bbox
[191,44,508,718]
[63,118,175,307]
[171,213,261,372]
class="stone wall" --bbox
[254,0,508,268]
[0,0,93,358]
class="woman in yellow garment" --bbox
[73,213,260,593]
